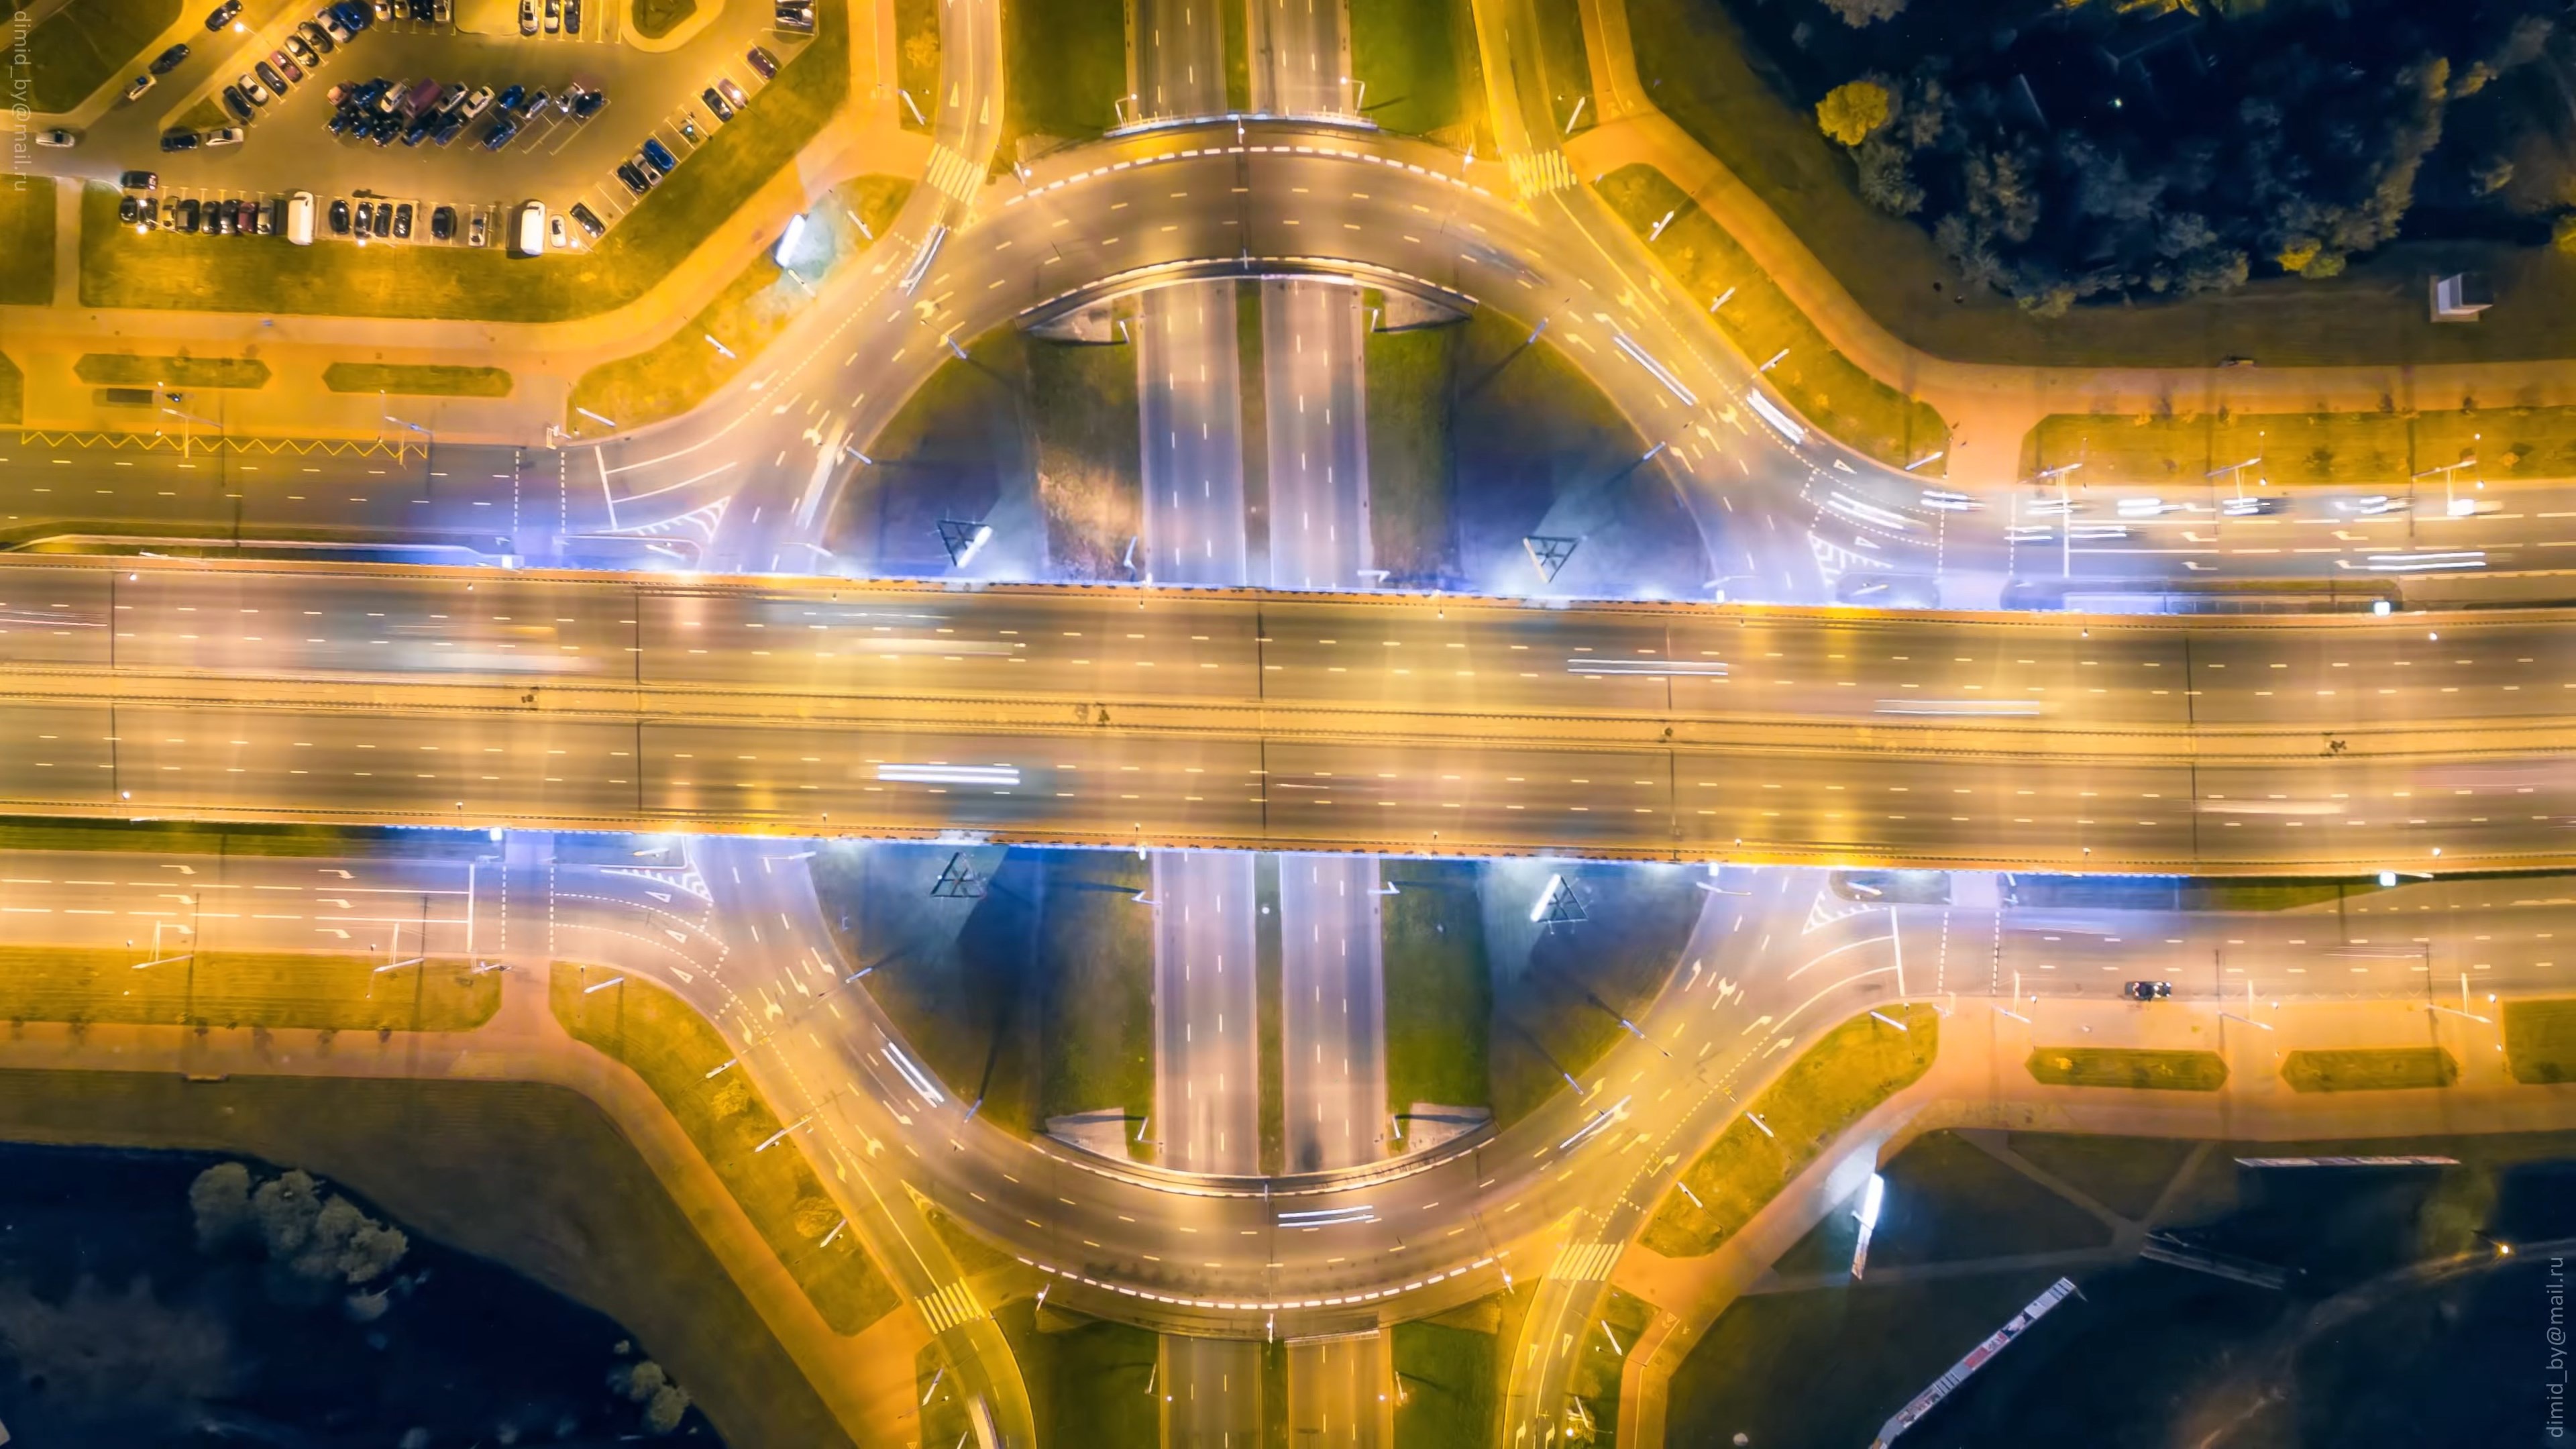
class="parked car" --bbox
[543,0,559,32]
[393,203,413,238]
[374,200,393,233]
[640,136,677,172]
[299,20,335,53]
[2121,981,2174,1002]
[746,45,778,79]
[518,86,549,114]
[176,197,201,231]
[203,125,246,146]
[566,0,581,31]
[480,115,520,148]
[634,146,666,181]
[152,42,193,73]
[774,1,814,32]
[432,111,466,144]
[569,85,605,118]
[284,35,318,68]
[160,128,201,151]
[121,170,160,191]
[221,85,253,119]
[123,72,157,101]
[320,6,353,40]
[519,0,537,32]
[462,84,495,117]
[468,211,487,246]
[432,80,467,112]
[431,204,455,239]
[205,0,241,28]
[700,85,735,122]
[253,199,274,235]
[372,0,394,19]
[714,76,748,110]
[237,72,270,106]
[369,112,399,144]
[33,127,76,148]
[547,212,566,248]
[118,195,144,224]
[354,200,372,237]
[614,160,648,195]
[400,114,434,145]
[256,59,290,94]
[570,201,604,237]
[494,83,524,112]
[337,0,374,31]
[329,197,351,233]
[435,0,452,20]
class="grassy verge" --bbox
[21,0,179,111]
[630,0,695,38]
[2025,407,2576,488]
[2506,1000,2576,1083]
[894,0,940,132]
[0,817,490,858]
[1567,1287,1654,1444]
[1030,854,1154,1146]
[176,95,229,133]
[550,965,902,1335]
[1531,0,1592,138]
[76,353,269,388]
[1,179,56,307]
[924,1301,1158,1449]
[1350,0,1476,141]
[323,363,513,397]
[998,0,1126,162]
[1493,864,1702,1129]
[0,946,496,1032]
[1383,859,1491,1117]
[2283,1047,2459,1093]
[1258,857,1285,1175]
[0,353,22,426]
[564,175,912,435]
[1642,1004,1939,1258]
[2027,1046,2227,1093]
[1364,321,1458,585]
[80,0,847,319]
[1028,335,1142,577]
[1847,1130,2110,1269]
[1595,164,1946,474]
[1239,284,1269,564]
[0,1070,858,1449]
[1393,1313,1497,1449]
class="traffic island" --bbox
[2025,1046,2229,1092]
[323,363,514,397]
[2282,1047,2460,1093]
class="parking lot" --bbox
[61,0,812,237]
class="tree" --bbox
[2553,215,2576,254]
[252,1169,324,1258]
[1815,80,1891,148]
[1853,138,1922,215]
[643,1384,692,1435]
[189,1163,253,1250]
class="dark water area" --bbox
[0,1140,720,1448]
[1676,1134,2576,1449]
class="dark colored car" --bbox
[332,1,371,32]
[121,169,160,190]
[701,85,733,122]
[374,201,394,234]
[221,86,254,120]
[2121,981,2174,1002]
[614,160,648,195]
[400,116,433,146]
[747,45,777,79]
[519,87,549,115]
[640,136,676,172]
[432,112,466,145]
[430,204,454,239]
[354,200,372,237]
[256,60,288,95]
[392,203,412,239]
[570,86,605,118]
[565,0,580,31]
[480,116,519,149]
[495,83,525,112]
[151,43,193,73]
[569,201,604,237]
[299,19,335,52]
[329,197,351,233]
[328,109,356,136]
[371,113,400,144]
[178,197,201,231]
[205,0,241,28]
[239,198,261,233]
[160,128,201,151]
[117,195,143,224]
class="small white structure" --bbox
[2430,271,2493,322]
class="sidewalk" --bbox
[1568,0,2576,491]
[1607,989,2575,1447]
[0,957,928,1448]
[2,9,924,445]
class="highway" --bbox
[1153,850,1263,1174]
[1259,278,1373,591]
[1279,853,1385,1173]
[1137,283,1253,586]
[7,557,2576,871]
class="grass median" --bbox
[551,965,901,1336]
[2506,1000,2576,1083]
[999,0,1126,162]
[2027,1046,2227,1092]
[1,179,55,307]
[1642,1003,1938,1258]
[81,0,848,319]
[0,945,496,1033]
[2283,1046,2459,1093]
[564,174,913,436]
[1393,1311,1498,1449]
[1383,859,1491,1120]
[22,0,179,111]
[1596,163,1947,474]
[1350,0,1479,141]
[323,362,513,396]
[894,0,939,133]
[2025,407,2576,488]
[76,353,270,388]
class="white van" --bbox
[284,190,314,246]
[513,199,544,257]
